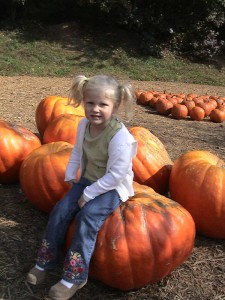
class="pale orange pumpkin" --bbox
[129,126,173,194]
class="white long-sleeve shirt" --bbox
[65,118,137,202]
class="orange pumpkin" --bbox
[65,181,195,291]
[171,104,188,119]
[149,96,159,108]
[186,93,198,100]
[134,89,143,100]
[182,100,195,115]
[218,104,225,112]
[168,97,178,105]
[217,97,225,106]
[35,96,85,136]
[43,114,84,144]
[0,120,41,183]
[209,99,218,109]
[209,108,225,123]
[138,91,154,106]
[129,126,173,194]
[196,101,213,117]
[156,99,173,116]
[19,141,74,213]
[169,150,225,238]
[189,106,205,121]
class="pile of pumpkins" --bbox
[0,95,225,291]
[136,89,225,122]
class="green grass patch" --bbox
[0,26,224,86]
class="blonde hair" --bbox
[69,74,136,121]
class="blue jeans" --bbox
[36,177,121,284]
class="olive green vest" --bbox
[83,117,122,182]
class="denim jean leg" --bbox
[62,189,121,284]
[36,177,91,269]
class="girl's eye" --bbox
[85,101,108,107]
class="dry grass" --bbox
[0,76,225,299]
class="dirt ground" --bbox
[0,76,225,300]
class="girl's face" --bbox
[83,89,118,129]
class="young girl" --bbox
[27,74,137,300]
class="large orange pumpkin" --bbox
[65,181,195,291]
[0,120,41,183]
[43,114,84,144]
[19,141,74,213]
[129,126,173,194]
[35,96,85,136]
[169,150,225,238]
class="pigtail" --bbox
[119,83,137,122]
[68,75,89,107]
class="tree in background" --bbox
[0,0,224,62]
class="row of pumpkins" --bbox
[136,89,225,122]
[1,95,225,291]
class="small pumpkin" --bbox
[182,100,195,115]
[35,96,85,136]
[169,150,225,238]
[149,96,159,108]
[19,141,74,213]
[43,114,84,144]
[209,108,225,123]
[186,93,198,100]
[0,120,41,183]
[196,102,213,117]
[65,181,195,291]
[171,104,188,119]
[217,97,225,106]
[134,89,143,99]
[138,91,153,106]
[156,99,173,116]
[189,106,205,121]
[209,99,218,109]
[168,97,178,105]
[129,126,173,194]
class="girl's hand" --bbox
[78,195,87,208]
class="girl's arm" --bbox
[64,118,88,182]
[64,143,80,182]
